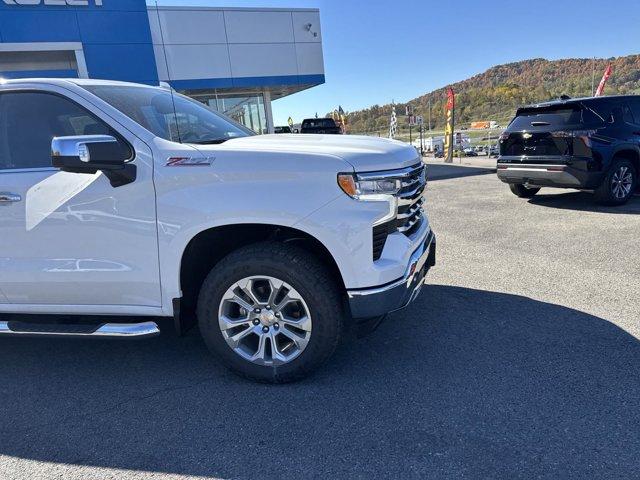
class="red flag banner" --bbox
[444,88,455,163]
[595,63,612,97]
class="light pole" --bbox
[591,56,596,96]
[406,105,413,145]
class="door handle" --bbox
[0,193,21,204]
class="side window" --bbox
[621,103,635,124]
[629,99,640,125]
[0,92,113,171]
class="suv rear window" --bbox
[509,105,600,130]
[303,119,336,128]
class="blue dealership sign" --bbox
[0,0,159,84]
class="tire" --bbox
[197,241,343,383]
[509,183,541,198]
[594,158,637,206]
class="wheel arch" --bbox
[611,146,640,173]
[174,223,346,334]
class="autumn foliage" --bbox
[346,55,640,133]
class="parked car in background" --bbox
[300,117,342,134]
[463,147,478,157]
[274,126,292,134]
[497,95,640,205]
[0,78,435,383]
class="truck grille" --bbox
[371,162,427,260]
[395,164,426,235]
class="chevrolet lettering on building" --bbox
[2,0,102,6]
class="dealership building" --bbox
[0,0,325,133]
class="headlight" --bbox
[337,173,401,199]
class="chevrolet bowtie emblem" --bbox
[522,133,532,139]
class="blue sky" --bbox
[153,0,640,125]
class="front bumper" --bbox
[347,230,436,319]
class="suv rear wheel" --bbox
[509,183,541,198]
[197,242,342,383]
[594,158,637,205]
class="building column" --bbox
[74,48,89,78]
[263,90,275,134]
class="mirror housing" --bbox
[51,135,136,187]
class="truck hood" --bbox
[194,134,420,172]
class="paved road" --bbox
[1,166,639,479]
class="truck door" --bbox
[0,90,161,310]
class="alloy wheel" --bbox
[611,165,633,200]
[218,276,312,366]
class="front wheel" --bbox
[594,159,637,205]
[197,242,343,383]
[509,183,541,198]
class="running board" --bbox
[0,321,160,338]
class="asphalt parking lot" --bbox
[1,163,639,479]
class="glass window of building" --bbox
[188,92,269,135]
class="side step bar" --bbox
[0,321,160,338]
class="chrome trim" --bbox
[347,277,408,299]
[397,216,421,233]
[0,321,160,338]
[398,184,425,199]
[398,195,423,206]
[500,165,566,172]
[0,192,21,204]
[94,322,160,337]
[51,135,117,158]
[348,230,434,298]
[397,198,424,219]
[356,162,423,181]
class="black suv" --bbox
[497,95,640,205]
[300,118,342,134]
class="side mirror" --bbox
[51,135,136,187]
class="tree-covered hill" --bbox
[345,55,640,135]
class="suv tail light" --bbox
[551,129,597,148]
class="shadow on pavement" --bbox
[427,163,496,181]
[0,285,639,479]
[528,190,640,214]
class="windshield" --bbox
[83,85,253,144]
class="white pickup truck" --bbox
[0,79,435,382]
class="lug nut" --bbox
[262,326,269,333]
[254,308,261,314]
[274,323,279,330]
[266,305,272,310]
[275,312,281,318]
[253,319,260,326]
